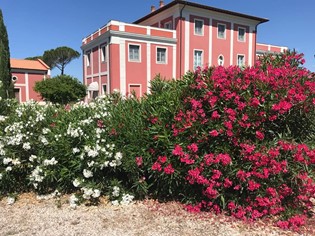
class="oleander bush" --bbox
[0,51,314,231]
[114,51,315,230]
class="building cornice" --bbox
[134,0,269,25]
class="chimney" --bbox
[151,5,156,12]
[159,0,164,8]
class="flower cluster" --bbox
[110,186,134,206]
[0,96,125,206]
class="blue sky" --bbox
[1,0,315,81]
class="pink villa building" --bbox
[10,58,50,102]
[81,0,286,99]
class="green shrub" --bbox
[34,75,86,104]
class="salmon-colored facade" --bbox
[10,59,50,103]
[81,0,286,99]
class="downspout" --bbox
[179,1,187,77]
[254,21,264,65]
[108,37,111,95]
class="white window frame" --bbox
[237,54,245,67]
[101,45,106,62]
[128,44,141,62]
[238,27,246,42]
[164,21,172,29]
[194,49,203,69]
[156,47,167,64]
[218,55,224,66]
[194,19,204,36]
[217,23,226,39]
[86,51,91,67]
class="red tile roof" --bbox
[10,59,50,71]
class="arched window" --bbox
[218,55,224,66]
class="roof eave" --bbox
[133,0,268,25]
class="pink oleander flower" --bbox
[152,162,162,172]
[158,155,167,164]
[164,164,175,175]
[172,144,184,156]
[209,130,219,137]
[247,180,261,191]
[255,131,265,140]
[135,156,143,166]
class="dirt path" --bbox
[0,193,309,236]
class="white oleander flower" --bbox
[83,169,93,178]
[23,142,31,150]
[5,166,12,172]
[82,187,94,200]
[69,194,79,209]
[87,149,98,158]
[0,115,7,122]
[111,200,119,206]
[30,166,44,182]
[87,161,95,167]
[72,147,80,154]
[29,155,37,162]
[43,157,58,166]
[67,124,84,138]
[12,159,21,166]
[7,197,15,205]
[92,189,101,198]
[40,136,49,145]
[42,128,51,134]
[112,186,120,197]
[120,194,134,205]
[72,179,81,187]
[3,158,12,165]
[0,173,3,180]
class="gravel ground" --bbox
[0,193,312,236]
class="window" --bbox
[194,19,204,35]
[194,50,203,69]
[218,55,224,66]
[14,88,20,103]
[92,91,99,99]
[157,47,167,64]
[237,55,245,67]
[164,21,172,29]
[218,24,226,39]
[102,84,107,94]
[86,52,91,67]
[238,27,245,42]
[101,45,106,62]
[129,44,140,62]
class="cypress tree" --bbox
[0,9,13,98]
